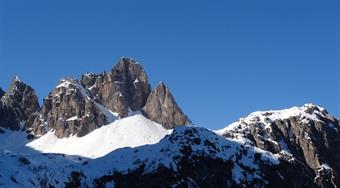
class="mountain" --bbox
[0,58,338,187]
[26,57,191,138]
[1,104,338,187]
[0,104,339,187]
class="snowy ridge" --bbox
[242,103,334,126]
[27,114,171,158]
[83,126,279,184]
[217,104,335,135]
[215,104,338,148]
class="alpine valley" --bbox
[0,58,339,188]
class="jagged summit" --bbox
[0,78,39,130]
[25,57,191,138]
[119,56,139,63]
[117,56,139,66]
[156,81,166,88]
[80,58,191,128]
[142,81,192,129]
[82,57,151,118]
[7,75,27,93]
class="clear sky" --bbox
[1,0,339,129]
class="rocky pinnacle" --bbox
[83,57,151,118]
[0,76,40,130]
[142,82,192,129]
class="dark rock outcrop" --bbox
[220,104,340,187]
[0,87,5,98]
[0,77,39,130]
[31,79,112,138]
[0,88,4,122]
[142,82,192,129]
[84,57,151,117]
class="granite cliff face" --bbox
[218,104,340,187]
[0,77,39,130]
[142,82,192,129]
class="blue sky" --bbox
[1,0,339,129]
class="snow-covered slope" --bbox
[0,130,30,154]
[84,126,279,183]
[0,125,281,188]
[27,114,171,158]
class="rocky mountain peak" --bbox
[86,58,151,117]
[142,82,192,129]
[7,76,26,91]
[5,76,27,95]
[116,57,138,67]
[110,57,150,110]
[0,77,39,130]
[80,59,191,130]
[17,57,191,138]
[154,81,168,94]
[219,104,340,187]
